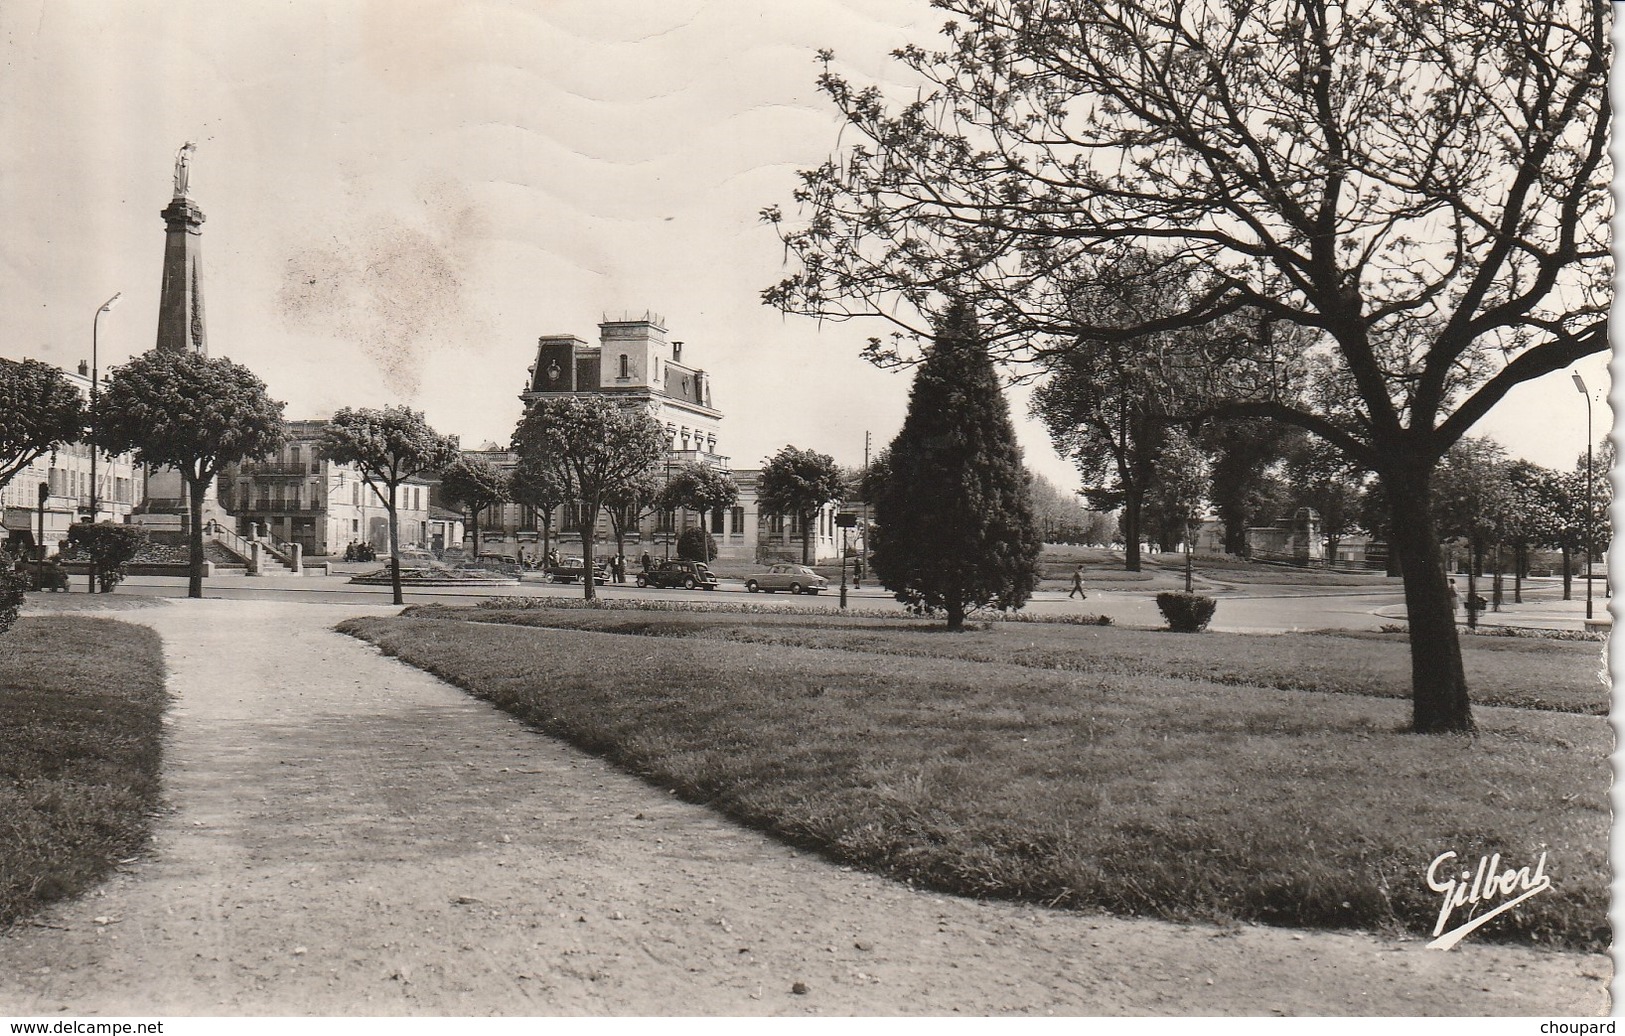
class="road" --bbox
[94,570,1389,631]
[84,568,1601,633]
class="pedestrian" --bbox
[1068,564,1087,599]
[640,550,652,572]
[615,554,627,583]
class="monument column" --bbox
[155,142,207,356]
[137,142,230,529]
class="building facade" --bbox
[1,365,139,556]
[219,419,433,558]
[452,313,840,565]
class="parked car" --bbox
[636,559,719,590]
[744,563,828,595]
[546,555,608,584]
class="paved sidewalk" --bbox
[0,598,1609,1016]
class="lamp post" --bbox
[1572,372,1594,621]
[85,292,121,593]
[840,523,848,609]
[88,292,121,526]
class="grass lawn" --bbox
[341,608,1608,951]
[0,616,167,927]
[415,603,1608,715]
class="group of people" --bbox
[528,547,659,584]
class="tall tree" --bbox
[603,466,664,565]
[1201,421,1293,556]
[511,396,667,600]
[439,456,510,555]
[509,456,569,562]
[867,301,1041,630]
[1029,255,1202,571]
[1144,428,1210,557]
[318,407,459,605]
[1027,471,1087,542]
[95,351,285,598]
[765,1,1609,732]
[1571,440,1613,590]
[0,357,87,493]
[757,445,847,565]
[659,462,740,537]
[1432,438,1514,580]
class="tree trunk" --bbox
[801,511,812,565]
[1513,542,1524,604]
[468,503,480,556]
[1561,544,1572,600]
[387,483,403,606]
[946,596,965,631]
[1385,472,1474,734]
[187,476,207,599]
[1122,491,1143,572]
[580,502,599,601]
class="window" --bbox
[710,509,724,534]
[618,353,629,378]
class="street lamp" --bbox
[88,292,121,524]
[86,292,121,593]
[1572,371,1594,621]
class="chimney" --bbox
[78,360,89,376]
[672,340,683,362]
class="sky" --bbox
[0,0,1613,493]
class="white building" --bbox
[458,313,841,565]
[219,419,434,558]
[1,364,138,555]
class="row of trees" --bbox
[1433,437,1612,602]
[763,0,1609,733]
[505,396,851,601]
[2,350,867,608]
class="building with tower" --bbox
[458,312,839,565]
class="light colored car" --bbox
[745,563,828,595]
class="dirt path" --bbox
[0,598,1608,1016]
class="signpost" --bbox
[36,481,48,590]
[836,511,858,609]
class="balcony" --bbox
[242,500,327,514]
[665,449,730,470]
[237,462,322,477]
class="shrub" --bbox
[0,569,25,633]
[676,527,718,563]
[1156,591,1217,632]
[66,522,147,593]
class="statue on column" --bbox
[173,141,197,197]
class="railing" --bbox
[207,526,257,565]
[258,532,298,568]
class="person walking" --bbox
[1068,564,1087,600]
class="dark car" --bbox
[636,559,719,590]
[546,555,609,584]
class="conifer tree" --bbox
[869,300,1040,630]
